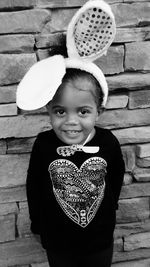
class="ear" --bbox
[46,101,52,116]
[95,109,100,123]
[95,107,104,122]
[46,101,51,108]
[99,107,105,114]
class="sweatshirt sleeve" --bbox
[26,134,43,234]
[108,133,125,210]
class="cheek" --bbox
[81,117,96,129]
[50,116,63,129]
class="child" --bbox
[25,63,125,267]
[16,1,125,266]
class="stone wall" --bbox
[0,0,150,266]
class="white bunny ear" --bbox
[67,0,116,62]
[16,55,66,110]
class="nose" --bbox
[65,113,78,125]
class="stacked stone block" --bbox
[0,0,150,266]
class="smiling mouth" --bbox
[65,130,80,132]
[63,130,81,135]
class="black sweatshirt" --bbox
[26,126,125,253]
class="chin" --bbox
[62,136,84,145]
[63,139,81,145]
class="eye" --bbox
[79,108,91,116]
[54,108,65,116]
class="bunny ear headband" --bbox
[16,0,116,110]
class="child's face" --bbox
[47,77,100,145]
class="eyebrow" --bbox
[51,105,64,109]
[79,106,93,109]
[52,105,93,109]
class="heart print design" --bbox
[48,157,107,227]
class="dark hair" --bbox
[60,68,104,109]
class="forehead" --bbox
[52,77,96,106]
[72,76,95,91]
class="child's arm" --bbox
[26,136,42,235]
[108,134,125,209]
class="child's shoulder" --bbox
[95,126,120,146]
[38,129,53,138]
[36,129,55,144]
[96,126,115,138]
